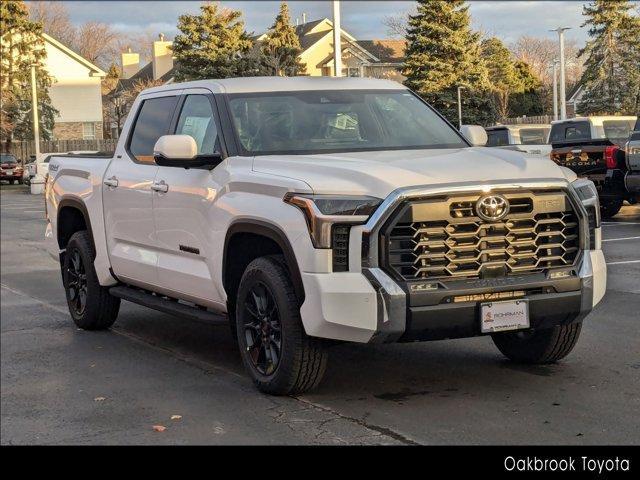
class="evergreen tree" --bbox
[402,0,491,125]
[481,37,525,120]
[261,2,306,76]
[172,3,261,81]
[578,0,640,115]
[508,60,545,117]
[1,0,57,147]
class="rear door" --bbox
[103,91,180,287]
[151,90,227,306]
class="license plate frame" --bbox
[480,300,530,333]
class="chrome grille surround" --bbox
[360,180,589,281]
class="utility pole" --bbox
[552,60,559,121]
[332,0,342,77]
[551,27,571,120]
[30,64,40,160]
[457,86,464,129]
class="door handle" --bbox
[151,180,169,193]
[103,176,118,188]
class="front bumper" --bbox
[300,249,606,344]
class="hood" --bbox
[252,147,573,199]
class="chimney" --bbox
[302,13,307,24]
[152,33,173,80]
[121,47,139,79]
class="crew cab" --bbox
[44,77,606,395]
[549,116,637,218]
[485,124,551,157]
[624,118,640,199]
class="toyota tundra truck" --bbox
[45,77,606,395]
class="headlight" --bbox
[571,178,600,249]
[284,193,381,249]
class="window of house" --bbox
[174,95,218,155]
[128,96,179,163]
[341,67,361,77]
[82,122,96,140]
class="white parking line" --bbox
[606,260,640,265]
[601,236,640,243]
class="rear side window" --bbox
[519,128,549,145]
[129,96,179,163]
[603,120,634,141]
[1,154,17,164]
[486,129,509,147]
[550,122,591,143]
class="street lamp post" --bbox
[332,0,342,77]
[550,27,571,120]
[552,60,559,121]
[457,86,464,129]
[30,64,40,160]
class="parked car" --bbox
[45,77,606,395]
[0,153,24,184]
[27,150,100,179]
[485,124,552,157]
[549,115,637,218]
[624,118,640,200]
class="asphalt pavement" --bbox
[1,184,639,445]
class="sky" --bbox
[50,1,639,46]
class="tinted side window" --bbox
[550,122,591,143]
[519,128,548,145]
[129,96,179,163]
[175,95,218,155]
[486,129,509,147]
[602,120,634,141]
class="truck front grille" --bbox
[384,191,581,281]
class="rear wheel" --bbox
[63,231,120,330]
[600,199,623,219]
[236,256,328,395]
[492,322,582,364]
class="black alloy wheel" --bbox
[243,281,282,376]
[66,247,88,316]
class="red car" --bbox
[0,153,24,184]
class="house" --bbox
[42,33,106,140]
[255,18,406,80]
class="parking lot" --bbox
[1,183,639,445]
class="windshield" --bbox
[550,121,591,143]
[486,129,509,146]
[227,89,467,155]
[1,154,18,164]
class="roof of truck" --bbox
[551,116,637,126]
[486,124,550,131]
[140,76,406,95]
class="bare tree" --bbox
[27,1,76,46]
[382,14,408,38]
[75,22,120,67]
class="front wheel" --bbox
[63,231,120,330]
[236,256,328,395]
[492,322,582,364]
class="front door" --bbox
[103,93,179,287]
[152,92,226,306]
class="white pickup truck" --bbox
[45,77,606,395]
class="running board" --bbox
[109,285,228,325]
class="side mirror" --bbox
[460,125,488,147]
[153,135,222,169]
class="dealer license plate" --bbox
[480,300,529,333]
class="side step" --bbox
[109,285,228,325]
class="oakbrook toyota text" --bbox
[504,456,631,474]
[44,77,606,395]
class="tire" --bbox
[600,199,623,219]
[62,230,120,330]
[492,322,582,364]
[235,255,328,395]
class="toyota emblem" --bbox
[475,194,510,222]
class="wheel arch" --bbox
[57,197,95,253]
[223,220,305,308]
